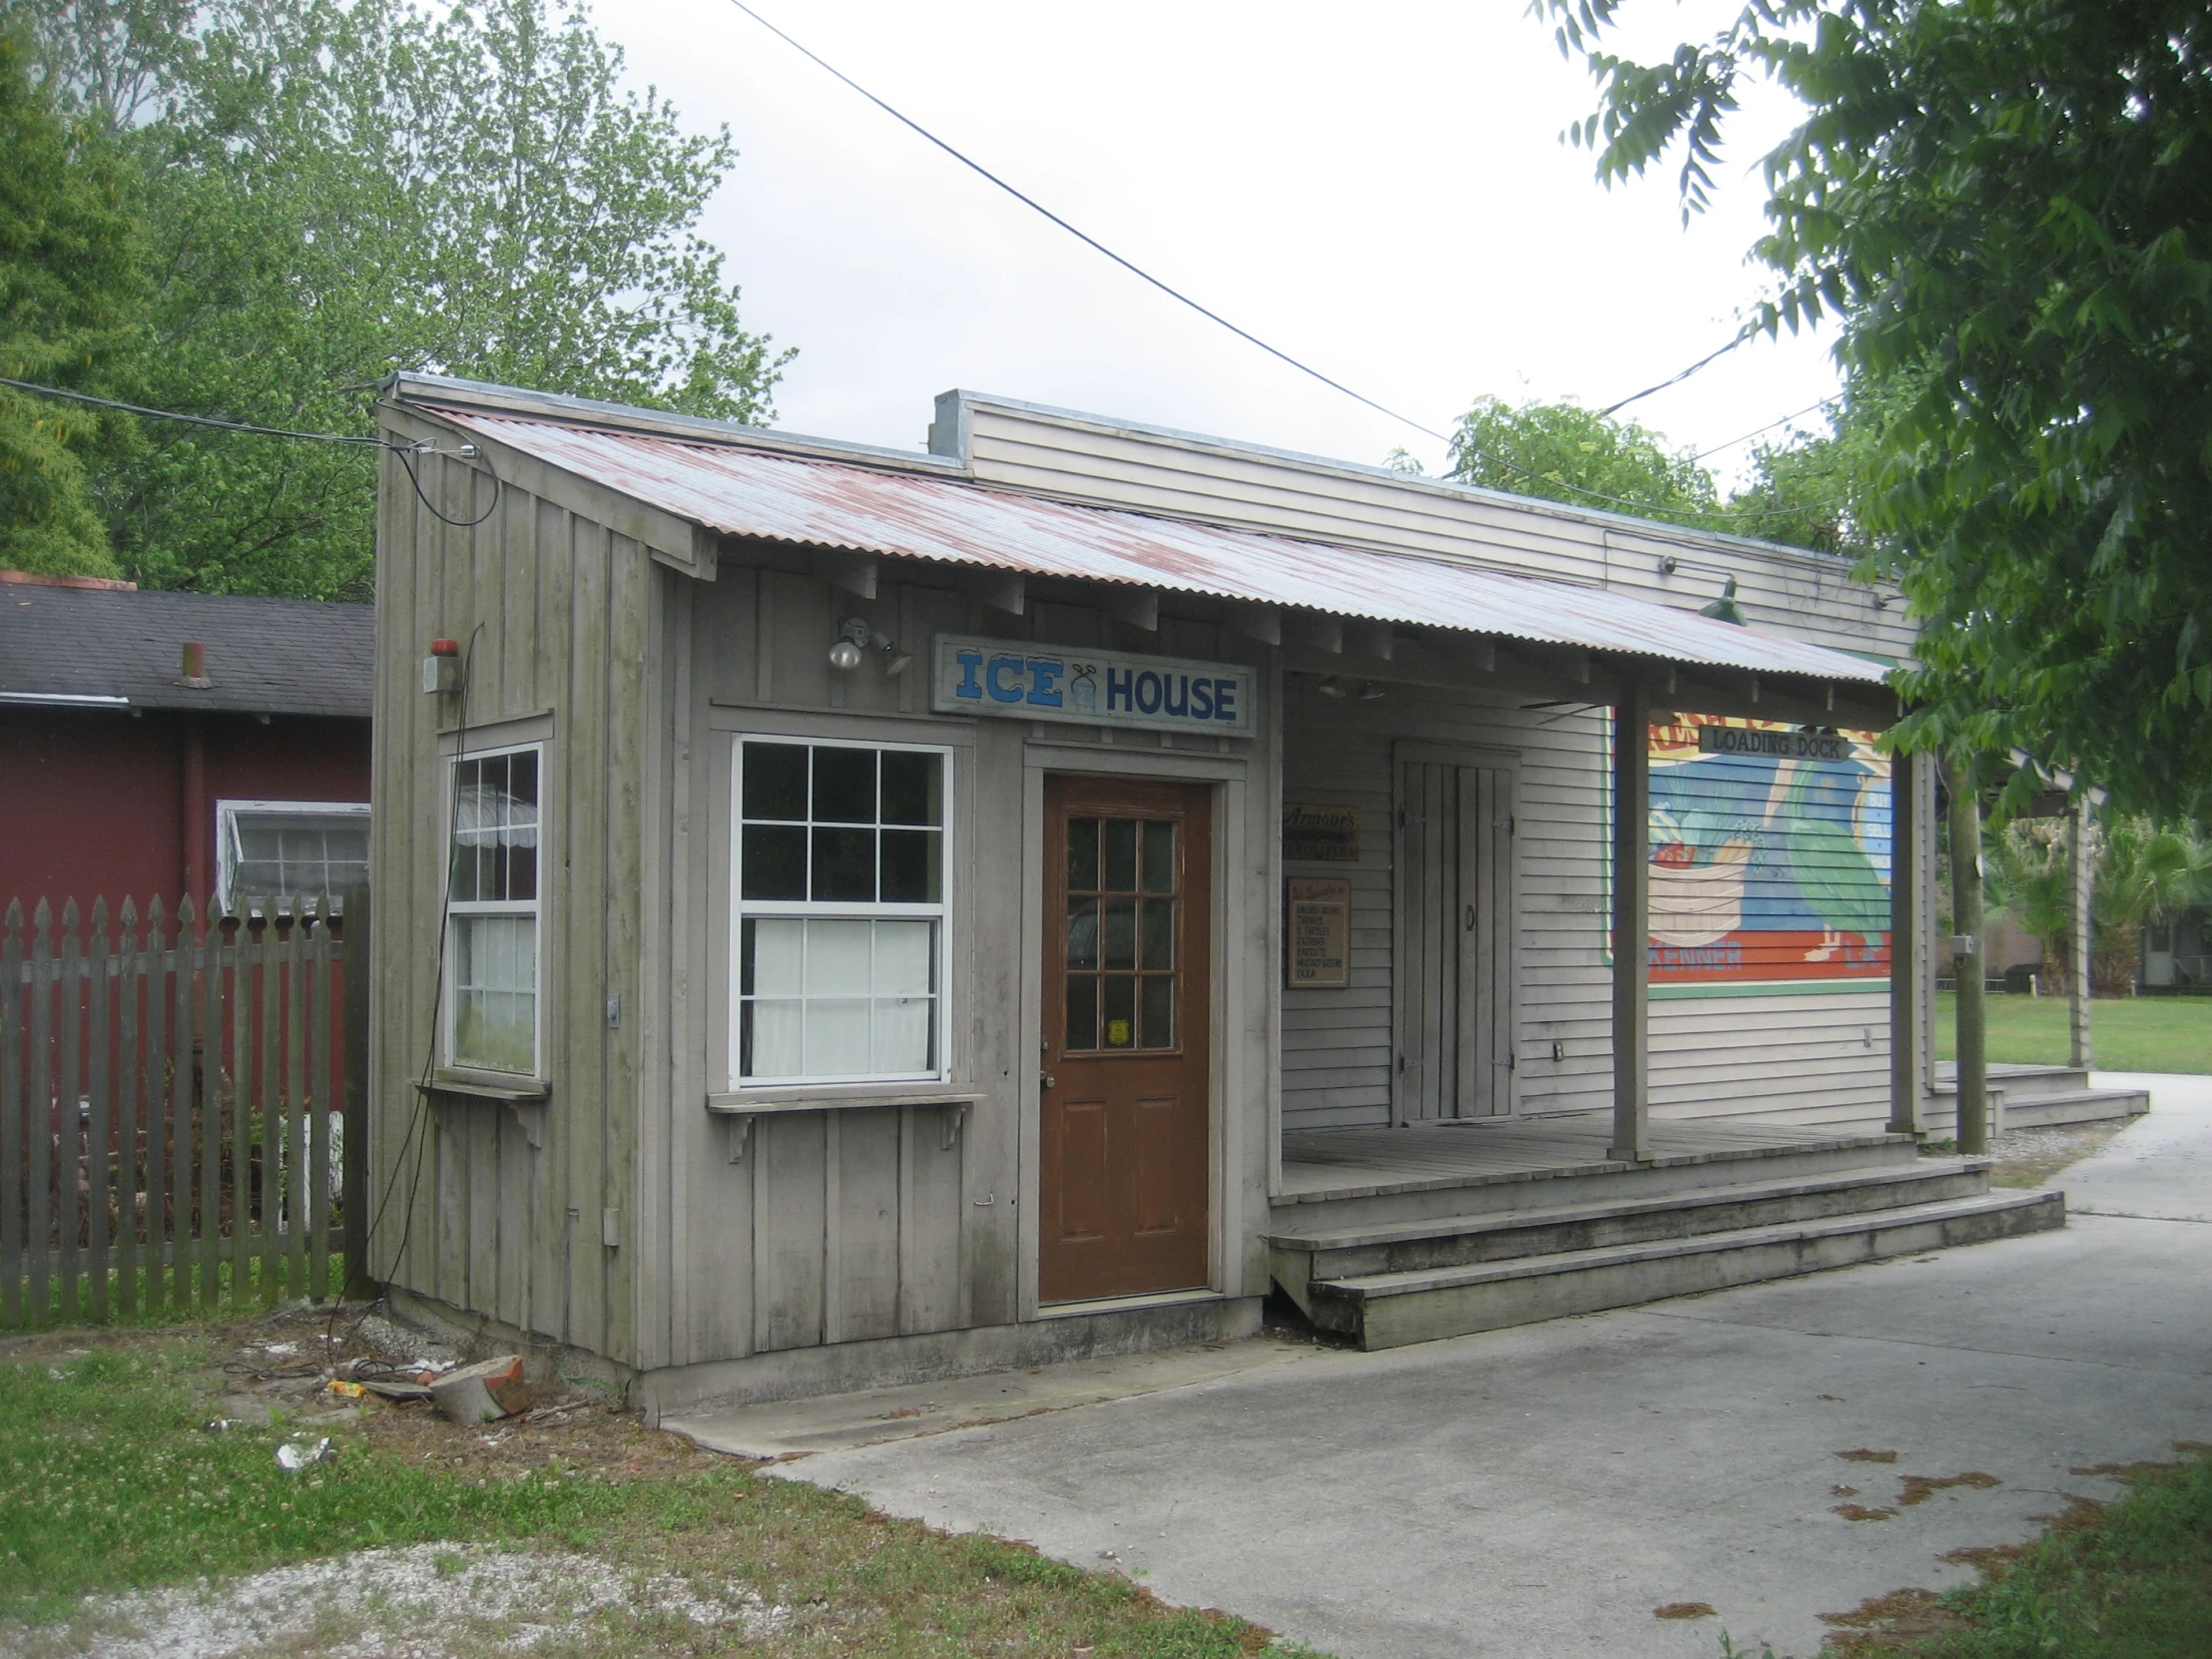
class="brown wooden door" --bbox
[1041,776,1212,1303]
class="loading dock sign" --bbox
[933,635,1255,737]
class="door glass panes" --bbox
[740,743,942,903]
[740,917,938,1077]
[1064,816,1178,1052]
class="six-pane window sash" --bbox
[733,738,949,1086]
[447,745,542,1076]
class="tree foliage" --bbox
[1444,393,1718,527]
[0,23,140,578]
[1534,0,2212,818]
[28,0,789,600]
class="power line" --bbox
[0,375,387,444]
[1,374,499,527]
[1598,332,1750,417]
[721,1,1449,445]
[1692,398,1833,463]
[720,3,1843,532]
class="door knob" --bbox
[1464,904,1477,931]
[1040,1072,1056,1089]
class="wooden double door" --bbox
[1394,750,1519,1120]
[1039,776,1212,1304]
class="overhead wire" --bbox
[1691,398,1833,463]
[0,374,500,529]
[718,3,1849,531]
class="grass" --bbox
[1934,992,2212,1073]
[1820,1447,2212,1657]
[9,1251,352,1333]
[0,1314,1309,1656]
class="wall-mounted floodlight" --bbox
[830,617,912,676]
[1699,577,1747,626]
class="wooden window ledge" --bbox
[706,1090,978,1162]
[421,1072,552,1103]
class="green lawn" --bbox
[0,1317,1311,1655]
[1935,993,2212,1073]
[1834,1449,2212,1657]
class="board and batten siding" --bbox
[646,558,1276,1373]
[369,423,649,1369]
[1280,680,1894,1138]
[942,395,1920,664]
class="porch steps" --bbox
[1269,1152,2066,1351]
[1931,1062,2149,1133]
[1294,1190,2063,1351]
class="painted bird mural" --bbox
[1778,759,1890,960]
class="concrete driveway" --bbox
[775,1075,2212,1659]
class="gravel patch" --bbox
[32,1543,790,1658]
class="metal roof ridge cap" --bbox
[949,389,1867,571]
[385,375,969,477]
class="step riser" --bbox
[1329,1195,2065,1350]
[2001,1093,2150,1129]
[1272,1138,1922,1232]
[1285,1170,1993,1282]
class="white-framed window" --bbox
[445,744,542,1077]
[216,800,370,915]
[731,737,950,1087]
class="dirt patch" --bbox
[1987,1119,2130,1189]
[1652,1601,1716,1619]
[1831,1503,1899,1523]
[1831,1485,1861,1498]
[1817,1585,1962,1656]
[1836,1448,1900,1463]
[1898,1471,2001,1506]
[1937,1542,2025,1573]
[19,1541,792,1659]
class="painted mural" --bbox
[1643,714,1893,989]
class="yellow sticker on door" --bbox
[1107,1019,1132,1047]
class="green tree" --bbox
[2090,816,2212,995]
[1445,393,1719,527]
[1533,0,2212,819]
[0,23,141,578]
[32,0,790,600]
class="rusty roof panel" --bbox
[429,408,1888,686]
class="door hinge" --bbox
[1506,1053,1517,1071]
[1396,1053,1406,1073]
[1396,807,1406,829]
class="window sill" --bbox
[705,1087,977,1116]
[420,1071,552,1104]
[706,1088,977,1162]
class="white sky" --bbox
[610,0,1837,488]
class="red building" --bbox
[0,571,372,915]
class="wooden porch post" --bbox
[1888,749,1927,1135]
[1945,751,1989,1154]
[1610,679,1650,1163]
[2069,794,2093,1067]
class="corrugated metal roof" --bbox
[428,406,1888,687]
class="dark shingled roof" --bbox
[0,582,372,717]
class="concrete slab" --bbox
[664,1336,1322,1458]
[765,1075,2212,1659]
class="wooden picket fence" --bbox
[0,891,368,1329]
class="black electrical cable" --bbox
[326,622,484,1362]
[1691,398,1833,463]
[719,6,1849,531]
[1,374,501,529]
[0,374,387,444]
[1597,332,1750,417]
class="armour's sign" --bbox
[932,635,1255,737]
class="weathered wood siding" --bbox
[646,556,1276,1370]
[1281,681,1893,1137]
[368,425,650,1365]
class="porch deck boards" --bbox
[1278,1114,1887,1202]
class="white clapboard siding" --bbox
[953,398,1920,662]
[1278,678,1894,1137]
